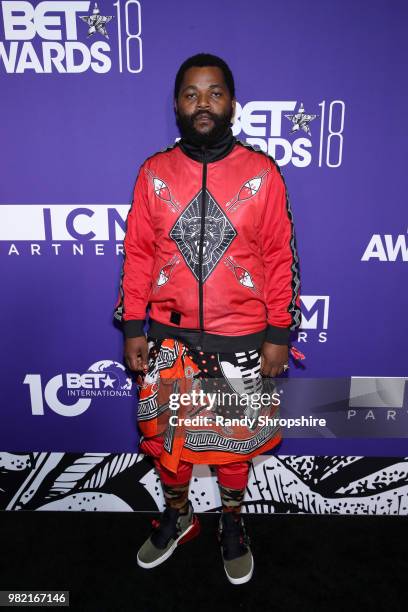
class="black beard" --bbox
[176,107,233,147]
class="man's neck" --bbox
[178,126,236,163]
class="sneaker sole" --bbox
[137,515,200,569]
[224,554,254,585]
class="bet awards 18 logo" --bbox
[233,100,345,167]
[23,360,133,416]
[0,0,142,73]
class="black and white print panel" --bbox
[183,347,266,422]
[1,452,408,515]
[218,349,264,397]
[170,189,237,282]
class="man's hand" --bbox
[260,342,289,377]
[124,336,148,373]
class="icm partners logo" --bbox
[0,0,143,74]
[298,295,329,343]
[348,377,408,425]
[232,100,345,168]
[0,204,129,257]
[23,360,133,416]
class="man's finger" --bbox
[272,366,284,377]
[128,358,139,371]
[136,374,144,386]
[125,352,141,372]
[261,357,289,378]
[141,345,148,371]
[268,366,281,377]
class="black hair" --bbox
[174,53,235,100]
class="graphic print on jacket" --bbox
[224,256,260,295]
[145,168,181,213]
[226,168,269,212]
[170,189,237,282]
[152,255,181,292]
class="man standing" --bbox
[114,53,301,585]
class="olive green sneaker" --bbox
[137,501,200,569]
[218,512,254,585]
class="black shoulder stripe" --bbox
[235,138,263,153]
[159,141,179,153]
[236,138,282,168]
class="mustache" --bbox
[176,104,233,146]
[191,110,217,121]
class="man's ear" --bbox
[174,99,178,114]
[231,98,237,123]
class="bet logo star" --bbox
[285,102,318,136]
[102,375,115,388]
[80,2,113,39]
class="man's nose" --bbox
[196,93,210,109]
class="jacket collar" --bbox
[178,126,236,163]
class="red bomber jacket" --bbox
[114,128,301,352]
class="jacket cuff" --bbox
[123,319,146,338]
[265,324,290,345]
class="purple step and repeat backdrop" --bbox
[1,0,407,513]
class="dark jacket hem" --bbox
[148,319,267,352]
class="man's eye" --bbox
[186,93,196,99]
[212,92,222,97]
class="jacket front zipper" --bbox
[197,148,207,349]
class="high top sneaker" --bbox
[137,500,200,569]
[217,512,254,585]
